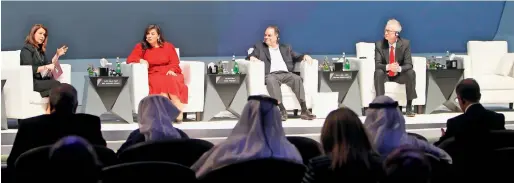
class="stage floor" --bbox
[2,111,514,155]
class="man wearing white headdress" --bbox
[191,95,303,178]
[364,96,452,164]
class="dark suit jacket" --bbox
[7,113,106,168]
[435,103,505,146]
[20,43,51,80]
[374,38,413,72]
[246,42,305,74]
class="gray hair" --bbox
[386,19,402,32]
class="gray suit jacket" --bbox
[246,42,305,74]
[374,38,413,72]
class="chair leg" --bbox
[510,103,513,110]
[416,105,425,114]
[195,112,202,121]
[293,109,299,116]
[362,107,367,116]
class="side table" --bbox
[81,76,133,123]
[318,70,362,114]
[203,74,248,121]
[425,69,464,114]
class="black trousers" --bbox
[374,69,417,101]
[34,78,61,97]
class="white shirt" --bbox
[268,46,289,73]
[387,40,402,72]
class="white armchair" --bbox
[236,57,318,113]
[454,41,514,107]
[1,50,72,119]
[121,48,205,120]
[355,42,427,109]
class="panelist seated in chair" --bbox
[7,84,105,169]
[127,24,188,122]
[374,19,417,117]
[246,25,316,121]
[20,24,68,98]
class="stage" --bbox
[2,109,514,155]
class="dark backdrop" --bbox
[1,1,506,58]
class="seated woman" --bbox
[302,108,384,183]
[117,95,188,153]
[191,95,303,178]
[364,95,452,164]
[20,24,68,98]
[127,24,188,122]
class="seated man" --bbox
[247,25,315,121]
[7,83,106,168]
[435,78,505,146]
[374,19,417,117]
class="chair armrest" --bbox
[236,59,266,95]
[300,60,319,103]
[179,61,205,112]
[454,55,472,78]
[121,63,149,112]
[412,57,427,105]
[351,58,375,106]
[56,64,72,84]
[2,66,35,117]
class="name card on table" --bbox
[216,75,241,85]
[96,77,123,87]
[329,72,353,81]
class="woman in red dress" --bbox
[127,24,188,122]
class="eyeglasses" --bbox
[385,29,397,34]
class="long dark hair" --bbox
[25,24,48,53]
[321,108,376,169]
[141,24,166,50]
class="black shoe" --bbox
[406,108,416,117]
[281,110,288,121]
[300,110,316,120]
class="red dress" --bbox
[127,42,188,104]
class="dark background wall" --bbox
[1,1,507,58]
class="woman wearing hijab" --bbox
[364,96,452,164]
[117,95,188,153]
[191,95,303,178]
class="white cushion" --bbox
[474,75,514,90]
[468,41,508,76]
[1,50,21,69]
[494,53,514,76]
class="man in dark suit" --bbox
[246,25,316,121]
[434,79,505,146]
[374,19,417,117]
[7,83,106,168]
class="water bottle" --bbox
[341,52,346,62]
[233,61,239,74]
[87,65,94,76]
[115,57,121,75]
[344,58,350,70]
[232,53,236,62]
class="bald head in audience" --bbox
[455,78,481,112]
[46,83,78,114]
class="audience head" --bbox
[321,107,375,169]
[264,25,280,47]
[364,95,406,156]
[138,95,182,141]
[455,78,481,111]
[47,83,77,114]
[191,95,302,178]
[384,19,402,43]
[141,24,166,49]
[49,136,101,183]
[384,146,432,183]
[25,24,48,52]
